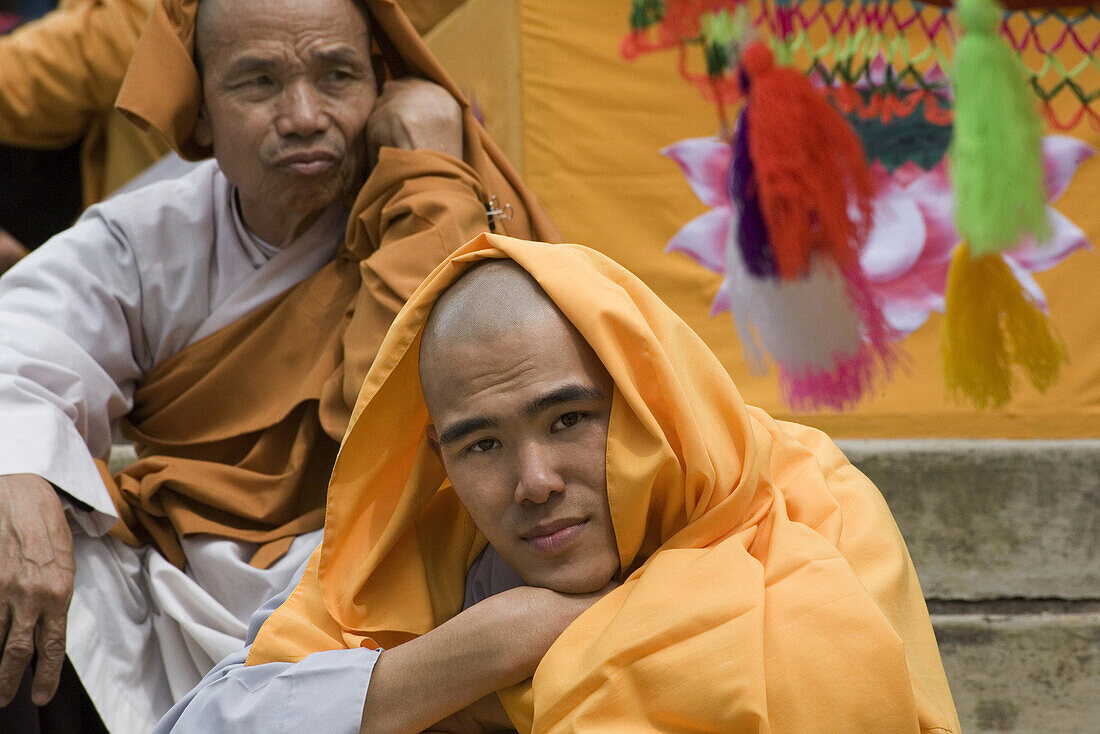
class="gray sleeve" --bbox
[0,206,147,529]
[154,549,380,734]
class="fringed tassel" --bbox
[723,220,895,409]
[942,244,1067,408]
[739,41,874,280]
[728,108,775,277]
[950,0,1048,254]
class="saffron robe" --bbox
[248,234,962,733]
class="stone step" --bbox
[839,439,1100,601]
[931,610,1100,734]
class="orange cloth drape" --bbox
[0,0,169,205]
[248,234,960,733]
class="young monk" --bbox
[163,233,961,733]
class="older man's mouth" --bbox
[523,518,588,554]
[276,151,338,176]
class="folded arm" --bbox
[359,584,607,734]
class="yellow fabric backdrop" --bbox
[436,0,1099,437]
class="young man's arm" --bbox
[157,547,607,734]
[359,584,608,734]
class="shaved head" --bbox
[420,261,574,409]
[194,0,371,77]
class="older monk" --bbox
[163,235,960,733]
[0,0,554,730]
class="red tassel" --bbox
[740,41,874,281]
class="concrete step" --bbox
[931,610,1100,734]
[839,439,1100,601]
[841,439,1100,734]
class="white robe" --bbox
[0,160,347,732]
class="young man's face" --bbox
[423,313,620,594]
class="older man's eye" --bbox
[469,438,500,453]
[240,74,275,89]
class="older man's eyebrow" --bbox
[223,55,280,79]
[437,416,499,446]
[313,47,365,67]
[524,384,606,418]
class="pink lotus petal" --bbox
[867,55,889,87]
[907,163,959,263]
[1007,207,1091,274]
[1004,255,1048,313]
[666,207,731,274]
[710,279,731,317]
[861,182,927,282]
[1042,135,1095,202]
[881,295,943,335]
[891,161,927,188]
[925,62,952,101]
[661,137,732,208]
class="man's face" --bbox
[193,0,376,233]
[423,315,621,595]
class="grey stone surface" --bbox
[838,440,1100,600]
[932,612,1100,734]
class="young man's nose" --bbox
[513,442,566,504]
[276,84,328,138]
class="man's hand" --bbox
[366,78,463,167]
[424,693,513,734]
[0,229,29,275]
[0,474,74,707]
[361,581,617,734]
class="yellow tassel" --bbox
[942,244,1067,409]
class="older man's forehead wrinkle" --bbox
[199,0,370,61]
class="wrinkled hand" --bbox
[0,229,28,275]
[366,77,463,167]
[0,474,74,707]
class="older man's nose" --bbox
[514,443,565,504]
[276,84,328,138]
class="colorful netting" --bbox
[623,0,1100,131]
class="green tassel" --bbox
[949,0,1049,256]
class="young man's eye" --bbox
[552,412,582,431]
[469,438,499,453]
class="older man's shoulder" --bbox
[89,158,227,233]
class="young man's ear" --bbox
[425,425,441,460]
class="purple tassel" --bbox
[728,109,775,277]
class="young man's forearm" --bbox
[359,584,606,734]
